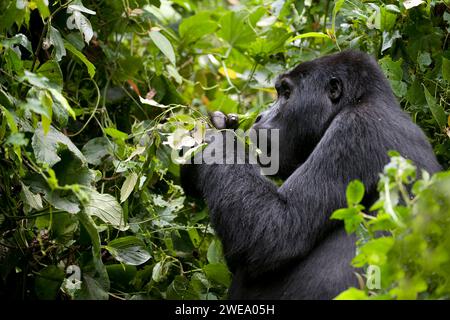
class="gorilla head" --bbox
[252,50,394,178]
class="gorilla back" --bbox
[181,50,441,299]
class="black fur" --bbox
[181,50,441,299]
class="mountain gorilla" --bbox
[181,50,441,299]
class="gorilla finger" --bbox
[226,113,239,129]
[210,111,227,129]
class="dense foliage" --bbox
[0,0,449,300]
[333,154,450,299]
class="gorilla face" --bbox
[252,60,343,178]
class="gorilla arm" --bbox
[182,111,383,276]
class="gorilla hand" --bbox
[210,111,239,130]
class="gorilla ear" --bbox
[328,77,342,103]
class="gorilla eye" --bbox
[277,79,292,100]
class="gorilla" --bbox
[181,50,441,299]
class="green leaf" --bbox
[1,33,32,52]
[31,125,86,167]
[104,127,128,141]
[352,237,394,267]
[63,40,96,78]
[0,105,18,132]
[34,266,65,300]
[423,86,447,128]
[106,236,151,266]
[84,189,127,231]
[207,240,224,264]
[0,88,14,109]
[106,264,137,287]
[203,263,231,287]
[331,207,364,233]
[21,97,51,119]
[36,0,50,18]
[76,274,109,300]
[51,212,79,244]
[187,227,201,247]
[217,11,257,48]
[290,32,330,42]
[417,52,431,72]
[48,27,66,61]
[442,57,450,82]
[37,60,64,88]
[334,287,368,300]
[82,137,112,165]
[149,30,176,65]
[120,172,138,203]
[39,90,53,134]
[4,47,23,73]
[179,13,217,43]
[21,182,43,212]
[346,180,365,206]
[332,0,345,34]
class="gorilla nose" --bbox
[255,114,263,123]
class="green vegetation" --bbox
[333,153,450,299]
[0,0,449,300]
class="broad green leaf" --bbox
[417,52,431,72]
[179,13,217,43]
[166,275,199,300]
[84,189,127,231]
[76,274,109,300]
[21,182,43,212]
[48,26,66,61]
[32,125,86,166]
[21,97,51,119]
[149,30,176,65]
[82,137,112,165]
[423,86,447,128]
[45,192,80,214]
[34,266,65,300]
[63,40,96,78]
[37,60,63,87]
[21,70,54,89]
[1,33,32,52]
[0,105,18,133]
[4,47,23,72]
[106,264,137,287]
[203,263,231,287]
[36,0,50,18]
[207,240,224,264]
[106,236,151,265]
[334,288,368,300]
[346,180,365,206]
[217,11,257,48]
[120,172,138,203]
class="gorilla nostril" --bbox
[255,114,262,123]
